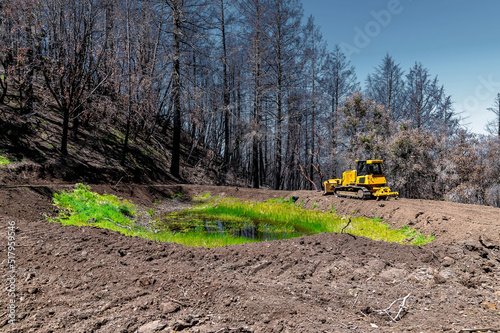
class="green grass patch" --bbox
[48,185,434,248]
[0,155,10,166]
[50,183,136,228]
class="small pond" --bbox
[156,214,304,241]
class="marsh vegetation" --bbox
[49,184,434,247]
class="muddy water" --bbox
[203,220,301,241]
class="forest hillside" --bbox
[1,0,500,206]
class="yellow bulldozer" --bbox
[323,160,398,200]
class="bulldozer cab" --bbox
[356,160,383,176]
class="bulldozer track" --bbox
[335,188,372,200]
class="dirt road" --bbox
[1,184,499,332]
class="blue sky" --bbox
[302,0,500,135]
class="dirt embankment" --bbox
[1,184,499,332]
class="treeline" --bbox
[1,0,500,206]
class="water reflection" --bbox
[157,213,302,242]
[204,220,296,241]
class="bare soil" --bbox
[1,184,499,333]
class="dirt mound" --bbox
[288,190,500,247]
[1,185,499,332]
